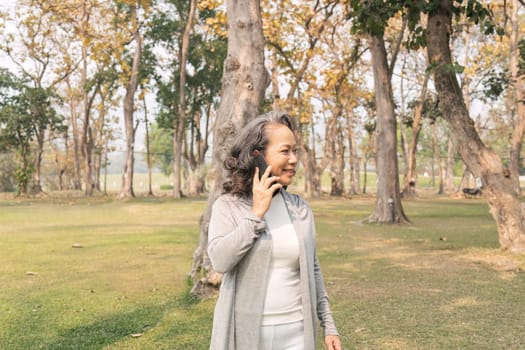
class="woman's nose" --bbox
[289,152,298,164]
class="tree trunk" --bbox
[298,121,321,198]
[172,0,196,199]
[368,34,408,223]
[187,164,207,196]
[445,137,456,192]
[402,74,429,198]
[347,112,360,195]
[432,122,444,195]
[509,0,525,195]
[362,158,368,194]
[325,109,345,196]
[17,144,31,196]
[190,0,270,297]
[426,1,525,253]
[330,131,345,196]
[80,10,93,197]
[82,125,94,196]
[271,51,281,110]
[144,96,154,196]
[51,132,66,191]
[67,80,82,191]
[103,138,109,195]
[31,128,45,194]
[93,150,101,191]
[119,8,142,199]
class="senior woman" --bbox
[208,111,342,350]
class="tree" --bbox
[190,0,270,297]
[118,0,151,199]
[167,0,197,199]
[263,0,338,197]
[426,0,525,252]
[146,122,174,176]
[0,0,76,193]
[182,32,227,196]
[401,72,429,198]
[0,69,64,195]
[508,0,525,194]
[149,0,221,198]
[348,1,409,223]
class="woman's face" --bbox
[263,124,298,186]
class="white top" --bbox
[261,192,303,325]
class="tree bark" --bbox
[172,0,197,199]
[347,110,360,195]
[119,6,142,199]
[426,1,525,253]
[31,126,45,194]
[67,79,82,191]
[190,0,270,297]
[402,74,429,198]
[368,34,409,223]
[432,122,444,195]
[81,39,93,196]
[326,108,345,196]
[143,96,154,196]
[445,137,456,192]
[79,2,96,197]
[509,0,525,195]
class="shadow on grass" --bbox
[39,304,170,350]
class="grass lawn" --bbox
[1,192,525,349]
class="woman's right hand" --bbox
[251,166,282,219]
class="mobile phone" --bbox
[253,153,280,196]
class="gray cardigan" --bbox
[207,190,339,349]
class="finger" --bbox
[269,183,282,193]
[253,167,260,184]
[264,175,281,186]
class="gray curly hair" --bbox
[222,111,297,197]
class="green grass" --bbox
[1,193,525,349]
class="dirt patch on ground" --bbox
[456,247,525,272]
[440,296,488,313]
[352,233,463,272]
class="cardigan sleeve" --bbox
[207,195,267,274]
[314,251,339,336]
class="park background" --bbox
[2,0,525,349]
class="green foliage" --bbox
[347,0,404,36]
[0,152,16,192]
[14,164,34,194]
[482,69,510,101]
[422,96,442,124]
[159,183,174,190]
[146,123,174,176]
[346,0,501,45]
[0,69,64,194]
[148,2,226,132]
[402,95,442,128]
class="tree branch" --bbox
[388,17,407,78]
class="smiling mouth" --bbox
[283,169,296,176]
